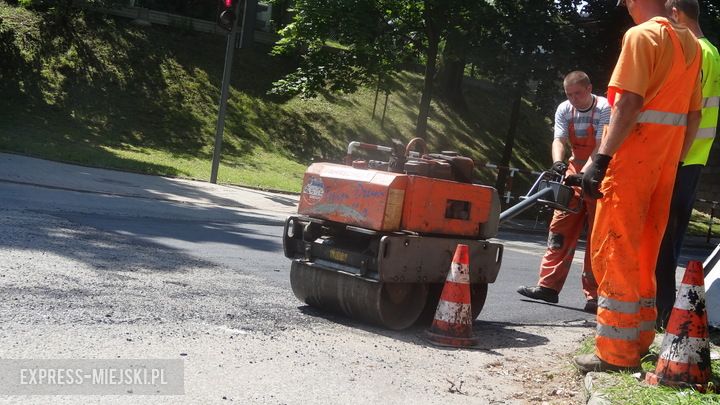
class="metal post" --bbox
[380,91,390,128]
[372,79,380,120]
[708,204,717,244]
[210,1,243,184]
[239,0,258,48]
[504,169,517,204]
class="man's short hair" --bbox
[667,0,700,20]
[563,71,591,87]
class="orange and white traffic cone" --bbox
[646,260,712,391]
[425,244,480,348]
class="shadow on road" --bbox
[0,182,290,272]
[295,305,594,354]
[518,299,592,314]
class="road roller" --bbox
[283,138,574,330]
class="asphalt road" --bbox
[1,179,593,325]
[2,177,711,327]
[0,176,589,404]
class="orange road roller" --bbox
[283,138,574,330]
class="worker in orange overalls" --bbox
[517,71,610,314]
[574,0,702,373]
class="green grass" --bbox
[0,3,552,193]
[689,209,720,239]
[576,334,720,404]
[604,375,720,404]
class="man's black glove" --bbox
[564,173,583,187]
[550,161,568,176]
[582,154,612,199]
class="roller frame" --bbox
[283,216,503,285]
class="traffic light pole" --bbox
[210,1,243,184]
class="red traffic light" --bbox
[218,0,236,31]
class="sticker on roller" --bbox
[303,176,325,202]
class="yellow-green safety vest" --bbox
[685,37,720,166]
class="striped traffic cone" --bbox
[645,260,712,391]
[425,244,480,348]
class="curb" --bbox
[0,150,301,196]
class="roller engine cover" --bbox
[298,163,501,239]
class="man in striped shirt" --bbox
[517,71,610,314]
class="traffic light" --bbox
[218,0,237,31]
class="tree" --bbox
[436,1,495,110]
[699,0,720,43]
[272,0,476,138]
[271,0,419,95]
[468,0,585,194]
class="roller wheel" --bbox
[470,283,488,319]
[418,282,489,325]
[290,261,429,330]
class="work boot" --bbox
[516,286,559,304]
[573,354,641,374]
[583,299,598,314]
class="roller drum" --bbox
[290,261,429,330]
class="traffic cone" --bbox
[425,244,480,348]
[645,260,712,391]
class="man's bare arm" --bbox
[598,91,644,156]
[552,137,568,163]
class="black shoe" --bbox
[517,286,559,304]
[583,299,598,314]
[573,354,641,374]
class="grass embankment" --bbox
[0,3,551,194]
[577,335,720,403]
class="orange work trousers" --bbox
[591,127,683,367]
[538,162,598,300]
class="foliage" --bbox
[270,0,627,169]
[271,0,525,137]
[571,0,633,97]
[700,0,720,44]
[271,0,421,98]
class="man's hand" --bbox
[550,161,568,176]
[564,174,583,187]
[582,154,612,199]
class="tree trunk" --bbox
[438,32,467,111]
[415,21,439,139]
[495,88,523,196]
